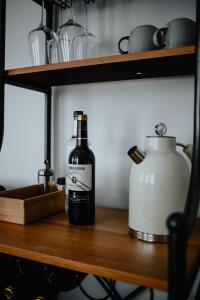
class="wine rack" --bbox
[0,252,150,300]
[0,253,86,299]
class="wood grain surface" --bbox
[7,46,195,76]
[5,46,195,90]
[0,206,199,291]
[0,185,65,224]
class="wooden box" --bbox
[0,184,65,225]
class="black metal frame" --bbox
[167,1,200,299]
[0,0,5,153]
[0,0,200,299]
[45,0,54,166]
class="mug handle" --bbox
[153,27,168,48]
[118,36,129,54]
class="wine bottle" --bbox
[2,257,32,300]
[45,265,86,292]
[67,114,95,225]
[0,254,7,299]
[17,264,58,300]
[32,278,59,300]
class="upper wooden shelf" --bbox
[5,46,195,92]
[0,206,199,292]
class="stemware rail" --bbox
[33,0,95,9]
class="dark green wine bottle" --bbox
[67,114,95,225]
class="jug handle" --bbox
[176,143,193,161]
[127,146,146,164]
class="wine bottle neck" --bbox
[73,119,77,138]
[76,138,88,146]
[76,120,88,146]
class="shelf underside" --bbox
[5,46,195,91]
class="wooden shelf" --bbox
[0,206,199,292]
[5,46,195,91]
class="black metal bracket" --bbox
[80,276,152,300]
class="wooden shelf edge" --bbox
[6,45,195,77]
[0,243,167,291]
[0,208,199,293]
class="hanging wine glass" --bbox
[47,35,59,64]
[72,2,99,60]
[28,0,58,65]
[57,0,85,62]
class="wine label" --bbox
[66,164,92,192]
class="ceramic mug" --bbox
[118,25,158,54]
[153,18,196,48]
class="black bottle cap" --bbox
[57,177,66,185]
[73,111,83,117]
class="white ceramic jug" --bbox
[128,123,192,242]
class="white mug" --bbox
[118,25,158,54]
[153,18,196,48]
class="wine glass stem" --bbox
[85,2,88,32]
[70,0,73,20]
[40,0,45,26]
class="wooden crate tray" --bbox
[0,184,65,225]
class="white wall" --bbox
[0,0,45,189]
[2,0,196,299]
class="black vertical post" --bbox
[44,0,54,167]
[46,0,54,29]
[0,0,6,152]
[167,213,187,300]
[184,0,200,234]
[44,89,52,167]
[168,1,200,299]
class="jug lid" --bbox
[146,123,175,139]
[146,123,176,151]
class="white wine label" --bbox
[66,164,92,192]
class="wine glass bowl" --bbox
[73,31,99,60]
[28,0,58,65]
[47,34,59,64]
[28,25,58,65]
[57,19,85,62]
[72,2,99,60]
